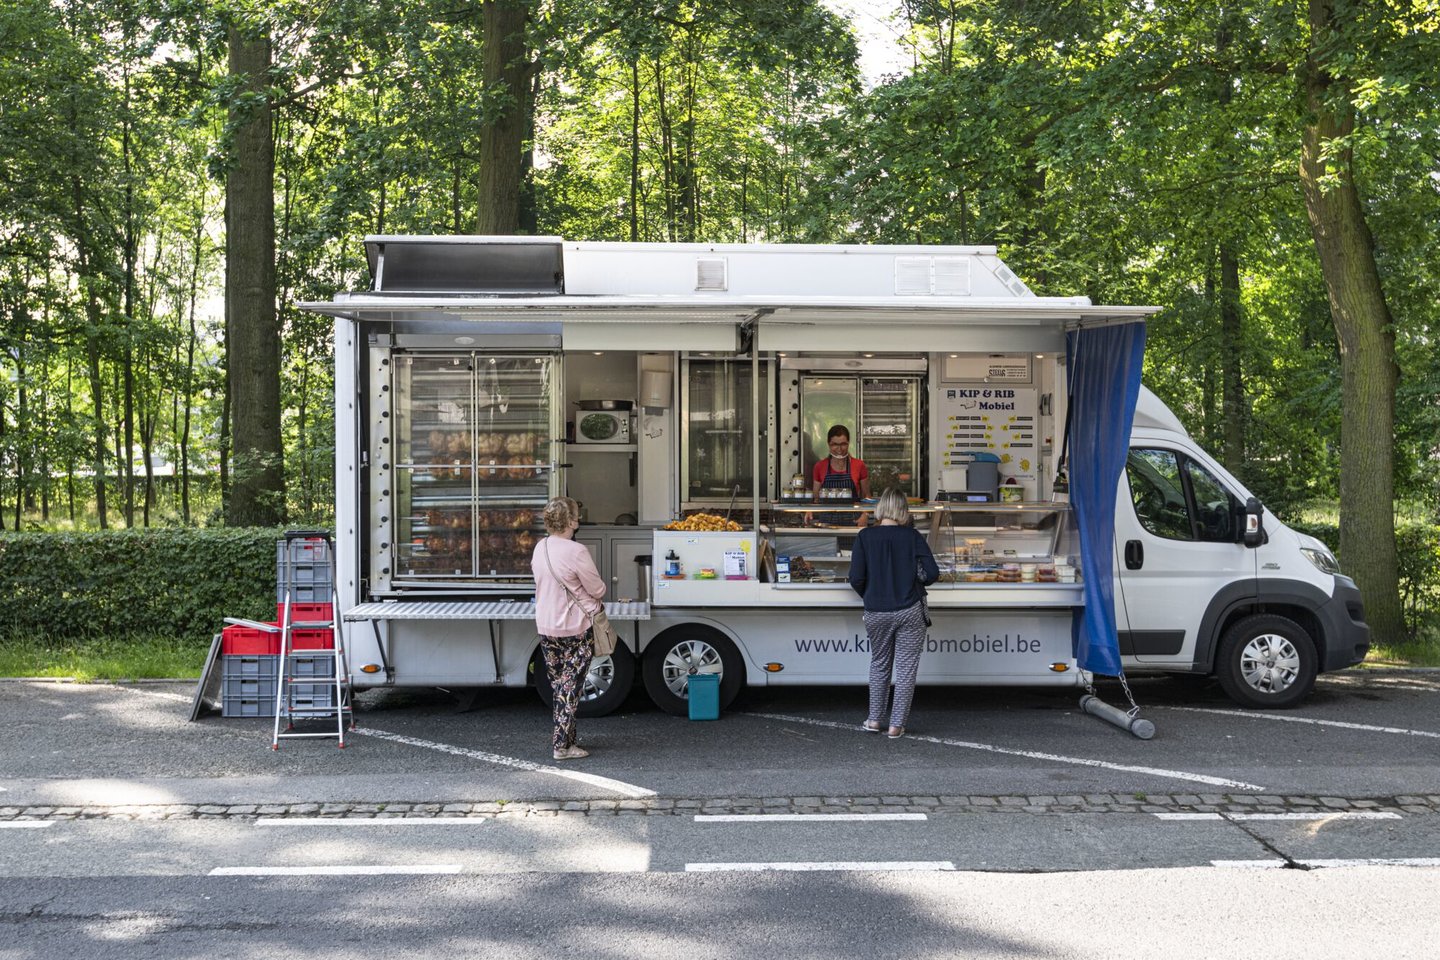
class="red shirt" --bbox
[812,456,868,492]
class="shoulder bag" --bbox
[542,539,619,657]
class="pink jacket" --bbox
[532,535,607,638]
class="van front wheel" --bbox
[1215,614,1317,709]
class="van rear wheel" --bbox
[531,646,635,718]
[1215,614,1316,709]
[642,627,745,717]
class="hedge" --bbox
[0,528,293,641]
[1286,517,1440,638]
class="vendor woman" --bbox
[812,424,872,501]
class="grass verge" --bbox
[0,634,211,681]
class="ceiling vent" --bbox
[696,257,728,291]
[895,256,971,295]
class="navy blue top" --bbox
[847,523,940,612]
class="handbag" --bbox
[543,539,619,657]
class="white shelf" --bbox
[568,444,637,453]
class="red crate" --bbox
[278,602,333,625]
[290,628,335,651]
[221,624,279,656]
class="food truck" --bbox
[303,236,1369,719]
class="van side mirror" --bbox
[1242,496,1266,547]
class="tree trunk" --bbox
[630,60,640,241]
[121,54,137,528]
[475,0,530,235]
[225,23,285,526]
[1219,243,1244,474]
[1299,0,1405,640]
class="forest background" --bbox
[1,0,1437,656]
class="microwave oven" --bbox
[574,410,632,444]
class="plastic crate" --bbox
[287,653,336,678]
[290,628,335,651]
[278,537,331,567]
[278,602,334,625]
[222,697,275,718]
[222,675,277,701]
[222,654,280,680]
[221,624,279,656]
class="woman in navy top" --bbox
[848,488,939,738]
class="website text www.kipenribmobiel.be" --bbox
[792,634,1043,655]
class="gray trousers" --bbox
[863,599,927,727]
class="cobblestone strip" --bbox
[1,794,1435,822]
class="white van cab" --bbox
[1115,387,1370,707]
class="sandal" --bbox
[861,721,882,733]
[886,726,905,739]
[553,746,590,760]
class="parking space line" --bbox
[256,817,485,827]
[1213,857,1440,869]
[1164,706,1440,739]
[1156,811,1401,822]
[748,712,1266,791]
[686,860,955,873]
[210,864,462,876]
[352,726,657,798]
[0,822,54,829]
[694,813,927,822]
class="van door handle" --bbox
[1124,540,1143,570]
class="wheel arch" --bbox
[1193,579,1329,674]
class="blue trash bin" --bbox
[688,672,720,721]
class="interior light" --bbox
[454,336,475,345]
[593,351,604,356]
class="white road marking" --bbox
[255,817,485,827]
[1298,857,1440,868]
[694,813,928,822]
[0,822,54,829]
[686,860,955,873]
[210,864,462,876]
[1213,857,1440,869]
[352,727,656,799]
[1165,705,1440,739]
[748,712,1266,791]
[1156,811,1401,822]
[113,687,192,704]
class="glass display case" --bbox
[388,352,554,586]
[764,502,1077,587]
[682,358,772,507]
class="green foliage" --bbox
[0,528,286,640]
[1286,512,1440,640]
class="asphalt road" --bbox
[3,671,1439,958]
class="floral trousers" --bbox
[541,632,594,752]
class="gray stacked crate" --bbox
[221,537,337,718]
[277,538,335,604]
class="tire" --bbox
[642,626,746,717]
[530,645,635,718]
[1214,614,1317,709]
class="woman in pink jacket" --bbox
[531,496,607,760]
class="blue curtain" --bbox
[1066,323,1147,676]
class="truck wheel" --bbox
[530,646,635,718]
[642,627,746,717]
[1215,614,1317,709]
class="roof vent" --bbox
[994,264,1033,297]
[933,257,970,295]
[696,257,728,291]
[895,256,971,295]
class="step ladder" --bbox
[272,530,352,749]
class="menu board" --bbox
[936,385,1039,496]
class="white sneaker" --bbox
[553,746,590,760]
